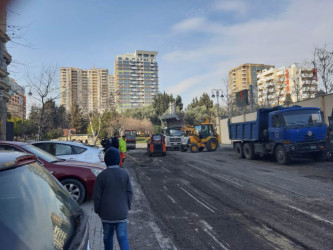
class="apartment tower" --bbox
[60,67,110,113]
[257,64,318,106]
[229,63,273,103]
[114,50,159,112]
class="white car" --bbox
[32,141,104,165]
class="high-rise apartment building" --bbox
[257,64,318,106]
[60,67,110,113]
[6,78,26,119]
[108,74,116,106]
[229,63,273,103]
[114,50,159,112]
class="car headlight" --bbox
[91,168,102,176]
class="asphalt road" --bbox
[126,146,333,250]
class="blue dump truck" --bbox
[228,106,327,164]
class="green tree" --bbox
[70,104,88,134]
[198,93,213,111]
[175,95,183,111]
[152,92,174,116]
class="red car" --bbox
[0,141,105,204]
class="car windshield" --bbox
[283,109,324,127]
[0,161,82,249]
[22,144,60,163]
[153,135,162,141]
[165,129,183,136]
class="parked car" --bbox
[0,141,105,204]
[32,140,104,165]
[0,151,90,249]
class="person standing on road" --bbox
[119,134,127,167]
[101,136,111,152]
[94,147,133,250]
[110,133,119,149]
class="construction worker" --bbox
[119,134,127,167]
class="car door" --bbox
[54,143,78,161]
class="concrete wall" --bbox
[220,93,333,144]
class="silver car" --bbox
[32,141,104,165]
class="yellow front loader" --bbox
[181,118,219,153]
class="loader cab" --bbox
[195,124,216,139]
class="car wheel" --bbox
[61,179,86,204]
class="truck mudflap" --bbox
[284,141,326,155]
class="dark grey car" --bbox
[0,151,90,250]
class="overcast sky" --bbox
[7,0,333,107]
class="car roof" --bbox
[0,151,36,170]
[32,140,86,146]
[0,141,28,146]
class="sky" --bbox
[6,0,333,107]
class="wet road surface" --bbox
[126,146,333,250]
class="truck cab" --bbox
[163,127,183,150]
[268,107,327,161]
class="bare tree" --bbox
[27,65,59,141]
[312,45,333,94]
[222,77,236,117]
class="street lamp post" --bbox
[21,86,32,140]
[211,89,224,144]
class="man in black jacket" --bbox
[94,147,133,250]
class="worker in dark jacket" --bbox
[94,147,133,250]
[110,133,119,149]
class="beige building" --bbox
[60,67,110,113]
[114,50,159,112]
[7,78,26,119]
[0,7,12,140]
[229,63,273,102]
[257,64,318,106]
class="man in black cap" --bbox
[94,147,133,250]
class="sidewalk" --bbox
[81,163,175,250]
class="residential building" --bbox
[257,64,318,106]
[6,78,26,119]
[229,63,273,103]
[108,74,116,106]
[114,50,159,112]
[0,7,12,140]
[60,67,110,113]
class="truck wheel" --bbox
[275,145,290,165]
[206,139,218,152]
[243,143,255,160]
[190,143,199,153]
[235,143,244,158]
[312,151,326,162]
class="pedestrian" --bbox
[101,136,111,152]
[94,147,133,250]
[110,133,119,149]
[85,139,89,145]
[119,134,127,167]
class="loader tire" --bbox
[190,143,199,153]
[206,139,218,152]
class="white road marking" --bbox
[183,171,194,177]
[163,185,168,191]
[149,221,178,250]
[200,220,229,250]
[179,186,215,213]
[287,205,333,226]
[191,165,244,188]
[167,195,177,204]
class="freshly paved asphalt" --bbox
[83,145,333,249]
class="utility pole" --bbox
[211,89,224,144]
